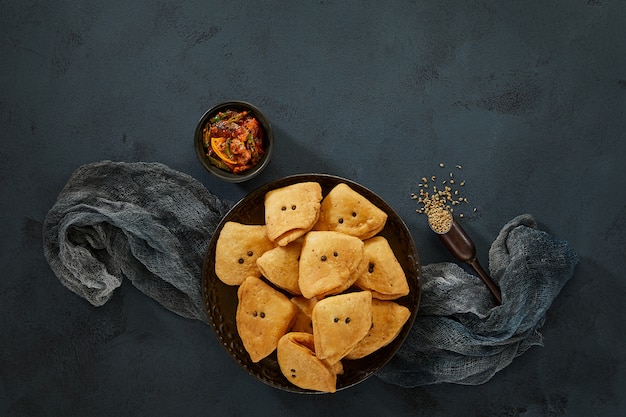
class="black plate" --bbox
[201,174,421,393]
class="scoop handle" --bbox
[437,219,502,305]
[467,258,502,305]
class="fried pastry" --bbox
[236,276,299,363]
[215,222,276,286]
[256,238,303,295]
[264,182,323,246]
[344,299,410,360]
[354,236,410,300]
[298,231,364,299]
[290,296,318,334]
[313,183,387,240]
[277,332,340,393]
[312,291,372,364]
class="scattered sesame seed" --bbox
[413,162,475,229]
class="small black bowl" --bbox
[194,101,274,183]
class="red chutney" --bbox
[202,110,265,174]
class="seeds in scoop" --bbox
[428,206,453,233]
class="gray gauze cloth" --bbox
[376,214,578,386]
[43,161,232,322]
[43,161,578,386]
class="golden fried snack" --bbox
[298,231,364,299]
[312,291,372,364]
[277,332,339,393]
[256,238,303,295]
[354,236,410,300]
[264,182,323,246]
[344,299,410,360]
[313,183,387,240]
[215,222,276,286]
[289,296,318,334]
[236,276,299,363]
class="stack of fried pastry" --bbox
[214,181,411,393]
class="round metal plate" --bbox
[201,174,421,393]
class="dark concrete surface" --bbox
[1,1,624,416]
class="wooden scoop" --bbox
[431,216,503,305]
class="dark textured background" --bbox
[1,1,624,416]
